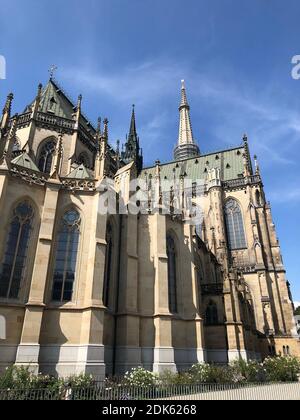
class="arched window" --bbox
[255,190,262,207]
[77,152,90,168]
[52,210,80,302]
[167,235,178,313]
[205,301,218,325]
[196,265,204,308]
[224,199,247,250]
[103,222,113,307]
[0,202,34,299]
[12,138,21,152]
[38,139,56,173]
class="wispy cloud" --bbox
[61,58,300,167]
[268,188,300,203]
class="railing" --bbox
[0,382,299,400]
[36,112,75,130]
[222,175,261,190]
[61,177,96,191]
[230,255,257,273]
[16,112,31,127]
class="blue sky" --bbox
[0,0,299,303]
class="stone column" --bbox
[152,213,176,373]
[224,272,247,361]
[115,213,141,374]
[15,181,60,373]
[77,191,108,378]
[0,169,8,214]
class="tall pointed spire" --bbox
[174,80,200,161]
[121,105,143,172]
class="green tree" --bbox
[295,306,300,315]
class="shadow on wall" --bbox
[38,310,68,376]
[171,224,198,371]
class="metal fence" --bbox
[0,382,299,400]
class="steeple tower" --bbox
[174,80,200,161]
[121,105,143,172]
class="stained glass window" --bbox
[167,235,178,313]
[38,140,56,173]
[205,301,218,325]
[103,222,113,307]
[0,202,34,299]
[52,210,80,302]
[225,199,247,250]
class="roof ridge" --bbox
[142,144,244,170]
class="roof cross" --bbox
[48,64,58,79]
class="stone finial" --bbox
[96,117,101,135]
[103,118,109,138]
[1,93,14,131]
[254,154,260,175]
[77,94,82,109]
[37,83,43,99]
[3,93,13,113]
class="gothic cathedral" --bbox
[0,77,298,378]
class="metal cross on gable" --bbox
[48,64,58,79]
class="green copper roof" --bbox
[139,146,245,183]
[11,153,39,171]
[66,164,94,179]
[24,79,95,134]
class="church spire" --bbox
[121,105,143,172]
[129,104,137,139]
[174,80,200,161]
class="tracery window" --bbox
[167,235,178,313]
[224,199,247,250]
[205,301,218,325]
[38,140,56,173]
[0,202,34,299]
[103,222,113,307]
[52,210,80,302]
[77,152,90,168]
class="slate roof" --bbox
[24,79,96,134]
[11,152,40,171]
[139,146,245,183]
[66,164,94,179]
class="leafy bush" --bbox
[1,356,299,392]
[189,363,237,384]
[230,359,265,383]
[0,365,94,391]
[123,367,157,387]
[263,356,300,382]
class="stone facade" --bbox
[0,78,299,378]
